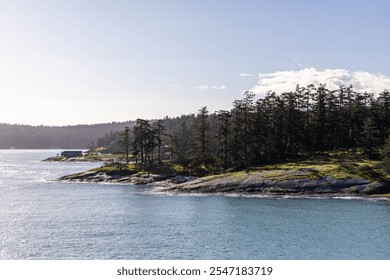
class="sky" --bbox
[1,0,390,126]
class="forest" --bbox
[0,121,136,149]
[94,84,390,174]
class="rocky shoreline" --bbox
[57,170,196,185]
[57,168,390,198]
[43,156,112,162]
[164,173,390,196]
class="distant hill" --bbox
[0,114,196,149]
[0,121,136,149]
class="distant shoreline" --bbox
[42,155,118,162]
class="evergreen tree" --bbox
[152,119,165,164]
[375,90,390,140]
[359,117,380,158]
[132,119,152,166]
[381,133,390,174]
[121,126,131,164]
[217,110,231,169]
[281,91,304,156]
[312,84,328,150]
[172,122,192,167]
[192,107,210,166]
[231,92,255,168]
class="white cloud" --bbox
[251,67,390,95]
[239,73,255,77]
[196,85,210,90]
[171,84,181,88]
[212,85,226,90]
[196,85,226,90]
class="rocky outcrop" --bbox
[163,170,390,196]
[57,170,196,185]
[57,168,390,197]
[43,156,110,162]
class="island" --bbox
[54,85,390,199]
[43,150,122,162]
[57,150,390,199]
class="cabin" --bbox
[60,151,83,157]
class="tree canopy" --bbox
[94,85,390,174]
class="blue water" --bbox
[0,150,389,259]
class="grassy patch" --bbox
[91,163,137,175]
[91,161,195,176]
[199,170,250,182]
[258,149,390,181]
[368,193,390,198]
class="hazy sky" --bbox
[1,0,390,125]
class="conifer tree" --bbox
[121,126,131,164]
[153,119,165,164]
[132,119,151,166]
[192,107,210,167]
[360,117,380,158]
[217,110,231,169]
[172,122,192,167]
[381,132,390,174]
[231,91,255,168]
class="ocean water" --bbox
[0,150,389,260]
